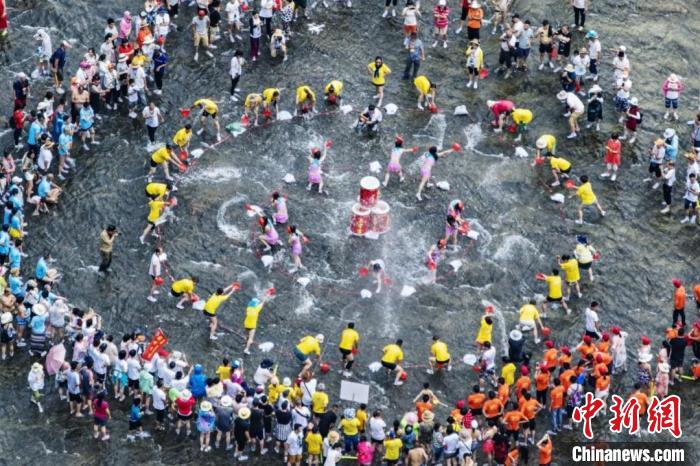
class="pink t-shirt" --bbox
[433,6,449,28]
[93,399,109,420]
[357,441,375,465]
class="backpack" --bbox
[637,111,643,124]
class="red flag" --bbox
[142,329,169,361]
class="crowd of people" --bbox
[1,0,700,465]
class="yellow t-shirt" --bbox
[262,88,280,103]
[216,365,232,381]
[244,93,262,108]
[340,417,361,436]
[339,328,359,351]
[545,275,563,299]
[324,80,343,95]
[311,391,328,414]
[194,98,218,114]
[131,55,147,67]
[356,409,368,431]
[560,258,580,283]
[430,340,450,362]
[549,157,571,171]
[172,128,192,147]
[369,63,391,86]
[519,304,540,322]
[146,182,168,198]
[512,108,533,125]
[577,182,597,205]
[203,293,229,315]
[295,86,316,104]
[476,317,493,344]
[172,278,195,294]
[382,344,403,364]
[147,199,166,223]
[501,362,516,386]
[243,301,264,329]
[305,432,323,455]
[538,134,556,153]
[151,147,172,164]
[384,438,403,460]
[297,336,321,356]
[414,75,431,95]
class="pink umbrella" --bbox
[45,343,66,376]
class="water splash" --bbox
[217,195,249,241]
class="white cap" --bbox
[619,45,626,52]
[438,0,446,5]
[315,333,325,343]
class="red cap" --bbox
[599,365,608,374]
[198,10,206,16]
[641,336,651,345]
[583,335,592,344]
[672,278,682,288]
[595,354,603,363]
[520,366,529,376]
[395,135,404,145]
[561,346,571,355]
[611,326,621,335]
[456,400,465,409]
[484,305,494,314]
[544,340,554,348]
[602,332,610,341]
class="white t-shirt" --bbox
[131,67,146,90]
[324,449,342,466]
[572,0,586,8]
[684,180,700,202]
[226,1,240,22]
[291,405,311,429]
[588,39,600,60]
[156,13,171,37]
[566,93,585,113]
[38,146,53,172]
[482,347,496,370]
[664,167,676,187]
[572,55,590,77]
[230,56,242,78]
[93,351,110,375]
[127,357,141,380]
[584,308,599,333]
[149,252,165,276]
[300,379,317,406]
[192,16,209,36]
[443,433,460,454]
[153,387,167,410]
[286,431,303,455]
[369,417,386,441]
[403,6,419,26]
[142,106,162,128]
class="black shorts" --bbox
[155,408,165,423]
[56,69,64,82]
[171,289,183,297]
[339,348,352,357]
[69,392,81,402]
[203,111,217,119]
[527,418,536,430]
[202,310,216,319]
[539,43,553,54]
[94,417,108,427]
[460,7,468,20]
[381,361,397,371]
[128,378,139,389]
[129,420,142,430]
[546,296,562,302]
[648,162,661,177]
[684,198,696,210]
[578,261,592,270]
[178,412,192,421]
[560,166,571,174]
[236,437,247,450]
[585,330,600,339]
[250,428,264,440]
[150,158,159,168]
[471,407,483,416]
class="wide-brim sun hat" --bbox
[564,64,574,72]
[664,128,676,139]
[200,401,213,412]
[630,97,638,106]
[588,84,602,94]
[32,303,47,316]
[238,407,251,419]
[509,329,522,341]
[179,389,192,400]
[556,90,569,100]
[220,396,233,407]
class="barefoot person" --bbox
[381,339,406,386]
[203,283,239,340]
[243,293,270,354]
[383,136,414,186]
[570,175,605,224]
[416,146,452,201]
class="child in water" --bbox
[383,136,415,186]
[287,225,304,272]
[425,239,447,284]
[271,191,288,225]
[306,143,329,194]
[257,215,279,251]
[416,146,453,201]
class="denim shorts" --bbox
[665,98,678,109]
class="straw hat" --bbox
[685,152,697,161]
[638,353,652,363]
[659,363,670,373]
[1,312,12,325]
[179,389,192,401]
[556,90,569,101]
[588,84,602,94]
[422,410,434,422]
[200,400,213,412]
[220,395,233,408]
[509,329,522,341]
[31,362,43,372]
[668,73,679,82]
[327,430,340,444]
[579,47,588,54]
[664,128,676,139]
[564,64,574,72]
[32,303,47,317]
[238,407,251,419]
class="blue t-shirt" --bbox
[9,275,23,295]
[154,52,168,70]
[50,47,66,70]
[30,313,48,334]
[129,405,142,422]
[27,122,42,145]
[58,133,72,155]
[9,196,23,212]
[0,231,9,254]
[52,112,65,141]
[36,257,48,279]
[79,107,94,130]
[9,247,21,271]
[10,215,21,232]
[37,179,50,199]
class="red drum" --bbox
[359,176,380,208]
[370,201,390,234]
[350,204,371,236]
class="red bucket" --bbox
[179,108,191,118]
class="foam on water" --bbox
[183,166,242,184]
[492,234,538,263]
[188,260,223,269]
[462,124,504,158]
[217,195,249,241]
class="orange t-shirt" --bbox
[483,399,503,418]
[693,284,700,303]
[505,449,520,466]
[521,399,541,420]
[631,391,648,414]
[560,369,575,391]
[674,286,686,310]
[596,375,610,392]
[593,362,608,379]
[539,442,553,465]
[578,343,595,359]
[535,372,550,391]
[575,365,586,376]
[415,401,433,421]
[497,384,510,405]
[468,393,487,411]
[666,327,678,340]
[550,385,565,409]
[516,376,531,396]
[543,348,558,368]
[692,364,700,379]
[596,340,610,353]
[504,410,526,431]
[558,353,572,368]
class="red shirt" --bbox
[606,139,621,157]
[176,396,196,416]
[492,100,514,116]
[13,109,24,130]
[93,399,110,420]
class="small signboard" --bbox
[339,381,370,404]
